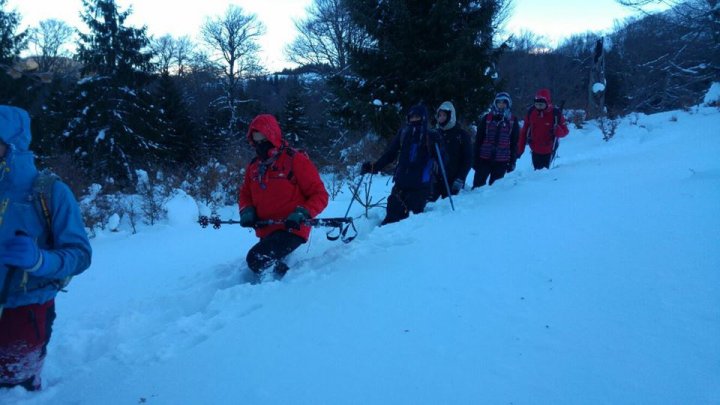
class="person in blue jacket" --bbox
[360,104,445,225]
[0,105,92,391]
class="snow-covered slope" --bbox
[4,106,719,405]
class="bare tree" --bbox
[508,29,550,53]
[286,0,371,73]
[27,19,74,72]
[200,5,265,133]
[175,35,193,76]
[611,0,718,112]
[150,34,176,75]
[588,37,607,118]
[616,0,719,76]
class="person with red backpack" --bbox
[472,92,520,188]
[0,106,92,391]
[517,89,569,170]
[238,114,328,278]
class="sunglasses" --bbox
[534,99,547,104]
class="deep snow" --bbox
[2,105,719,405]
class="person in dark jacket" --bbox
[0,105,92,391]
[517,88,569,170]
[430,101,472,200]
[473,92,520,187]
[238,114,329,278]
[360,104,444,225]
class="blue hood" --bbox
[0,105,38,189]
[0,105,32,152]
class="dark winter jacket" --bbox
[239,114,328,241]
[0,106,92,308]
[373,105,444,189]
[475,111,520,164]
[517,89,569,156]
[435,101,472,185]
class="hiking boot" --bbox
[273,262,289,278]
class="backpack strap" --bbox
[32,170,58,239]
[23,171,73,293]
[283,146,307,184]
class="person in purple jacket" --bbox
[473,92,520,187]
[0,105,92,391]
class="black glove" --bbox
[451,178,464,194]
[360,161,375,175]
[240,207,257,228]
[506,160,516,173]
[285,206,310,230]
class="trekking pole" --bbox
[433,142,455,211]
[0,231,27,320]
[550,100,566,169]
[0,266,17,320]
[343,173,366,218]
[198,216,358,243]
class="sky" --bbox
[1,92,718,404]
[8,0,666,72]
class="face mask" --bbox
[254,140,273,160]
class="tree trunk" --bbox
[588,37,607,118]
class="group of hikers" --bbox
[240,88,569,278]
[0,88,568,391]
[359,88,569,224]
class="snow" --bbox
[593,82,606,93]
[704,82,720,105]
[3,106,720,404]
[106,213,120,232]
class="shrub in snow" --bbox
[79,184,119,237]
[565,109,586,129]
[598,116,619,142]
[136,169,170,226]
[183,159,238,214]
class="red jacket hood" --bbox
[247,114,284,148]
[535,89,552,105]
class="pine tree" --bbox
[154,73,201,168]
[61,0,162,189]
[0,0,26,64]
[282,80,312,147]
[341,0,505,137]
[0,0,29,105]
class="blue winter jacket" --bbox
[373,105,444,189]
[0,106,92,308]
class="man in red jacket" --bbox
[517,89,569,170]
[238,114,328,278]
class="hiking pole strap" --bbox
[322,218,357,243]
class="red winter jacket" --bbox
[238,114,328,240]
[517,89,569,156]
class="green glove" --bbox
[285,206,310,230]
[240,207,257,228]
